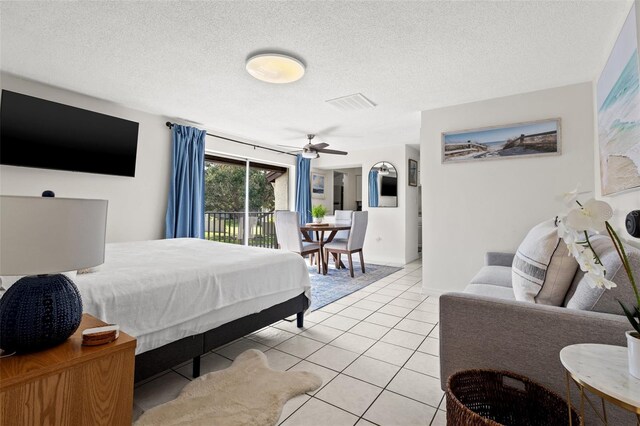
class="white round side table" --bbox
[560,343,640,425]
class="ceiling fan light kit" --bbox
[301,151,319,159]
[245,53,305,84]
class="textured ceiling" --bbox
[0,1,632,150]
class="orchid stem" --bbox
[583,231,603,266]
[606,221,640,308]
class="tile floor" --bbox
[134,259,447,425]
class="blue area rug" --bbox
[308,260,402,311]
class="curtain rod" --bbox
[165,122,297,157]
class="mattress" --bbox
[75,238,311,354]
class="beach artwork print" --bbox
[597,3,640,195]
[312,172,325,198]
[442,119,560,164]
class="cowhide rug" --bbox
[134,349,322,426]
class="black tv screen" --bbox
[381,176,397,196]
[1,90,139,177]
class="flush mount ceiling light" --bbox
[246,53,305,84]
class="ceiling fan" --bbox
[279,134,348,159]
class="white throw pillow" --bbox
[512,219,578,305]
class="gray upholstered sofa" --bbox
[440,235,638,425]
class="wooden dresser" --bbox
[0,314,136,425]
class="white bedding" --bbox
[75,238,311,354]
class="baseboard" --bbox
[366,257,406,268]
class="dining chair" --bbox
[274,210,322,273]
[333,210,353,241]
[324,211,368,277]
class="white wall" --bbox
[0,73,172,243]
[315,146,420,266]
[421,82,595,293]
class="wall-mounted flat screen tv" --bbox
[380,176,397,197]
[0,90,139,177]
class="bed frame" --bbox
[134,293,308,382]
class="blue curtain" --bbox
[295,154,312,226]
[165,124,206,239]
[368,170,379,207]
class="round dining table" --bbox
[300,221,351,275]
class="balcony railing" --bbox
[204,211,278,249]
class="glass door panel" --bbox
[204,158,246,245]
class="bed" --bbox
[74,238,310,382]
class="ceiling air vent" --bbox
[325,93,376,112]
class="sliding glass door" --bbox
[204,155,287,248]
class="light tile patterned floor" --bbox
[134,259,447,425]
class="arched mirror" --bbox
[368,161,398,207]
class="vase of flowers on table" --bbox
[557,191,640,379]
[311,204,327,224]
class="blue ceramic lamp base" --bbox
[0,274,83,353]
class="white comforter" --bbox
[75,238,310,354]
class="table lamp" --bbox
[0,194,108,353]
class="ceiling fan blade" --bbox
[314,125,340,136]
[316,128,362,139]
[310,142,329,150]
[283,127,309,134]
[316,148,348,155]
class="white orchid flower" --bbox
[565,199,613,233]
[584,273,617,289]
[575,247,606,276]
[557,217,581,244]
[566,242,585,259]
[561,186,580,207]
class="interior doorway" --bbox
[329,167,362,213]
[333,172,344,212]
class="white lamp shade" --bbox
[0,196,108,275]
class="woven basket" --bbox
[446,369,582,426]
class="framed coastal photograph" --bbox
[441,118,561,164]
[408,159,418,186]
[311,172,325,198]
[597,3,640,195]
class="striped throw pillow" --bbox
[512,219,579,305]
